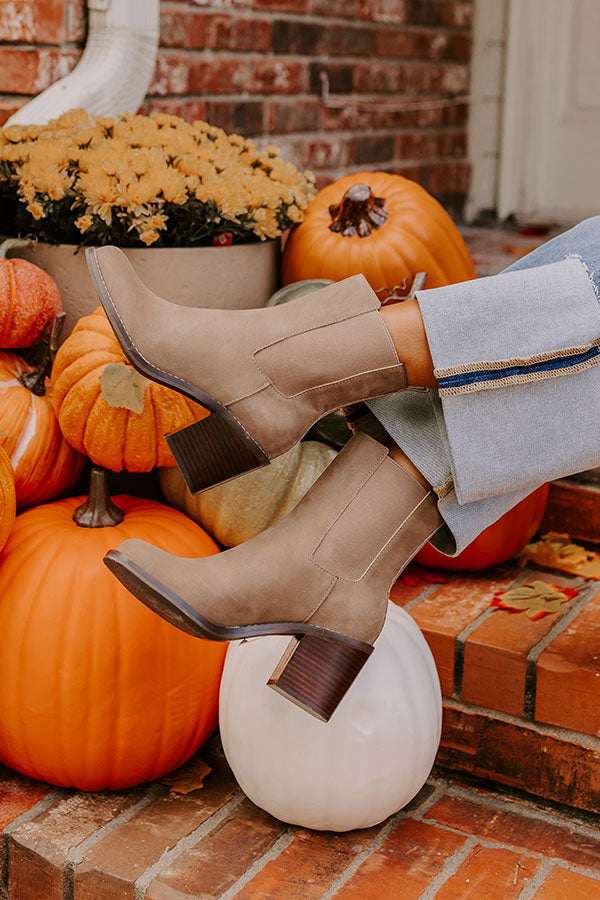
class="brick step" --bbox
[391,558,600,814]
[2,746,600,900]
[541,476,600,543]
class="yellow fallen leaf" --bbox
[160,757,212,794]
[491,580,577,620]
[101,363,148,414]
[518,532,600,580]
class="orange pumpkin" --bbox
[0,350,85,508]
[51,306,208,473]
[282,172,475,292]
[0,468,226,790]
[0,239,62,348]
[416,484,550,571]
[0,445,16,552]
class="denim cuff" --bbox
[416,256,600,505]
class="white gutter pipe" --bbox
[6,0,160,126]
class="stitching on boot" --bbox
[255,363,407,401]
[302,576,338,623]
[311,437,388,560]
[224,381,271,406]
[252,304,380,358]
[373,308,401,364]
[317,490,437,584]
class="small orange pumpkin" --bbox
[0,468,226,790]
[282,172,475,293]
[0,238,62,348]
[0,349,85,508]
[416,484,550,571]
[51,306,208,472]
[0,445,16,551]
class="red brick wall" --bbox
[0,0,473,214]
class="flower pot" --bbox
[8,239,281,337]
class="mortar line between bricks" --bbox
[320,812,411,899]
[133,790,245,900]
[216,826,298,900]
[523,581,598,719]
[410,813,600,883]
[452,569,531,697]
[63,784,166,900]
[153,44,471,64]
[516,858,555,900]
[160,12,472,34]
[317,785,446,899]
[441,779,600,842]
[159,6,472,34]
[150,92,470,110]
[418,834,478,900]
[0,788,66,897]
[400,581,441,611]
[443,693,600,751]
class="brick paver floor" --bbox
[2,744,600,900]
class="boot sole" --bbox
[86,248,271,495]
[104,549,373,722]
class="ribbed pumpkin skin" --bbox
[220,603,441,831]
[0,495,225,790]
[160,440,337,547]
[0,258,62,348]
[51,307,208,472]
[0,351,85,508]
[0,445,15,552]
[281,172,476,291]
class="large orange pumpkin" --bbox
[51,306,208,472]
[282,172,475,292]
[0,238,62,348]
[0,468,226,790]
[416,484,550,571]
[0,350,85,508]
[0,445,16,552]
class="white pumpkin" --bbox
[219,603,442,831]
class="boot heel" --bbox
[166,412,270,495]
[267,634,373,722]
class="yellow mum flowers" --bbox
[0,109,316,247]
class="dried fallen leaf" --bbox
[160,757,212,795]
[399,565,448,587]
[101,363,148,414]
[518,532,600,580]
[491,579,578,620]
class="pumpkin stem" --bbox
[328,183,388,237]
[18,312,66,396]
[0,237,34,259]
[73,467,125,528]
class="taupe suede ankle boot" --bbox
[104,433,443,722]
[87,246,409,494]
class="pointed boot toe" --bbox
[104,434,443,721]
[87,246,409,495]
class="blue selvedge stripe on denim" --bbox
[437,345,600,390]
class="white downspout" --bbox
[6,0,160,126]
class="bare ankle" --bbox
[379,300,438,389]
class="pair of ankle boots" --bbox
[89,247,443,722]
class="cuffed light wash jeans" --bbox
[367,216,600,556]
